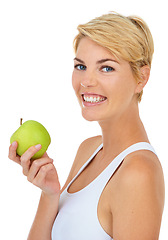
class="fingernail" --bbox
[12,141,17,147]
[35,144,41,149]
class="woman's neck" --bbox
[98,103,149,158]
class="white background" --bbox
[0,0,167,239]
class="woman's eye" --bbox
[75,64,86,71]
[101,66,114,72]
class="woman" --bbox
[9,12,165,240]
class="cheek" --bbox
[105,74,136,102]
[72,71,79,94]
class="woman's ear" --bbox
[135,65,150,94]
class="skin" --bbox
[8,37,165,240]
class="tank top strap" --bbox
[66,142,156,194]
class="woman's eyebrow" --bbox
[96,58,119,64]
[74,57,119,64]
[74,57,85,64]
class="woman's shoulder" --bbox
[110,149,165,215]
[73,135,102,170]
[114,149,164,192]
[121,149,164,186]
[78,135,102,155]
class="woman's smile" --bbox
[82,93,107,107]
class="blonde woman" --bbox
[9,12,165,240]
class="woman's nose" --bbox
[80,72,97,88]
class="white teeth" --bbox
[83,95,106,103]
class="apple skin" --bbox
[10,120,51,160]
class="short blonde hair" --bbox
[73,12,154,102]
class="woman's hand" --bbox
[8,141,61,197]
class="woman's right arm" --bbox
[8,141,61,240]
[8,136,102,239]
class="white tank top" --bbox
[52,142,156,240]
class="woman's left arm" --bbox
[112,154,165,240]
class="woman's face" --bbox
[72,37,139,123]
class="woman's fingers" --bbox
[27,157,53,183]
[8,142,60,195]
[42,152,49,158]
[32,163,61,195]
[20,144,42,176]
[32,163,53,187]
[8,141,21,165]
[27,159,60,195]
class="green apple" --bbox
[10,119,51,160]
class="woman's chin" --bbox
[81,109,101,122]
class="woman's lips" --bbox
[81,93,107,106]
